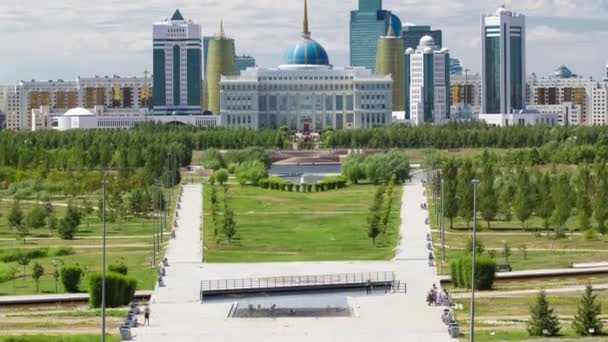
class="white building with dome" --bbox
[406,35,450,125]
[219,0,393,131]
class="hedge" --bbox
[451,256,496,290]
[88,272,137,308]
[60,265,83,293]
[259,175,348,193]
[108,262,128,275]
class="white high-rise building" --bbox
[4,76,152,131]
[481,6,526,114]
[406,36,450,125]
[152,9,202,115]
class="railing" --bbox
[200,271,396,299]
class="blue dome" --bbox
[284,37,330,66]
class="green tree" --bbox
[575,165,593,231]
[342,155,366,184]
[572,285,603,336]
[552,173,572,235]
[514,168,533,230]
[527,290,561,336]
[215,169,229,185]
[26,206,48,232]
[499,176,516,222]
[479,162,498,229]
[457,160,475,229]
[223,207,237,245]
[127,189,144,217]
[367,187,385,245]
[58,204,82,240]
[442,159,459,229]
[235,160,268,185]
[593,163,608,234]
[17,256,30,277]
[8,201,24,232]
[501,241,512,264]
[537,173,554,231]
[31,262,44,293]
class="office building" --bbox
[350,0,401,72]
[481,6,526,114]
[236,55,256,75]
[450,73,482,118]
[450,58,463,76]
[220,0,392,131]
[406,36,450,125]
[4,76,152,131]
[206,22,236,114]
[153,9,202,115]
[375,26,405,111]
[604,63,608,82]
[203,36,217,80]
[402,24,442,50]
[0,86,8,129]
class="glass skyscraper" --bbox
[402,25,442,50]
[235,55,256,75]
[481,6,526,114]
[153,9,202,115]
[350,0,401,73]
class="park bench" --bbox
[496,264,512,272]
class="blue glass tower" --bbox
[350,0,401,72]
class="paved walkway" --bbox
[132,176,452,342]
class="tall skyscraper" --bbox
[206,21,236,115]
[604,63,608,82]
[153,9,202,115]
[235,55,256,75]
[350,0,402,72]
[481,6,526,114]
[406,36,450,125]
[376,26,405,111]
[402,24,442,50]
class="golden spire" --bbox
[386,22,394,37]
[302,0,311,38]
[219,19,225,39]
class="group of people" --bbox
[426,284,450,307]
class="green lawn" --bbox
[202,184,403,262]
[0,187,180,295]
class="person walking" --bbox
[144,305,150,326]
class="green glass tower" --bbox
[350,0,402,72]
[206,21,236,115]
[375,26,405,111]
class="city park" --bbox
[0,124,607,341]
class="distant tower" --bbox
[206,21,236,115]
[604,63,608,82]
[350,0,402,72]
[152,9,202,115]
[375,25,405,111]
[406,36,450,125]
[481,6,526,114]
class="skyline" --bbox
[1,0,608,84]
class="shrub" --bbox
[88,272,137,308]
[0,248,49,263]
[108,262,128,275]
[0,262,17,283]
[49,246,75,257]
[451,256,496,290]
[60,265,83,293]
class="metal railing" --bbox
[200,271,395,294]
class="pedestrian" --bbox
[144,305,150,326]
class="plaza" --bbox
[131,171,453,342]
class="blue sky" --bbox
[1,0,607,83]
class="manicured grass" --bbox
[0,187,180,295]
[0,336,120,342]
[453,293,608,341]
[202,184,403,262]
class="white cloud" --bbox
[0,0,607,83]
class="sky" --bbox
[1,0,608,84]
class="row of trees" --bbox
[436,152,608,235]
[209,185,238,245]
[343,150,411,185]
[528,287,603,337]
[367,177,396,245]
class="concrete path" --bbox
[132,176,452,342]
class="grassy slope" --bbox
[203,184,403,262]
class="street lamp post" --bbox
[101,180,108,342]
[440,178,445,275]
[470,179,480,342]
